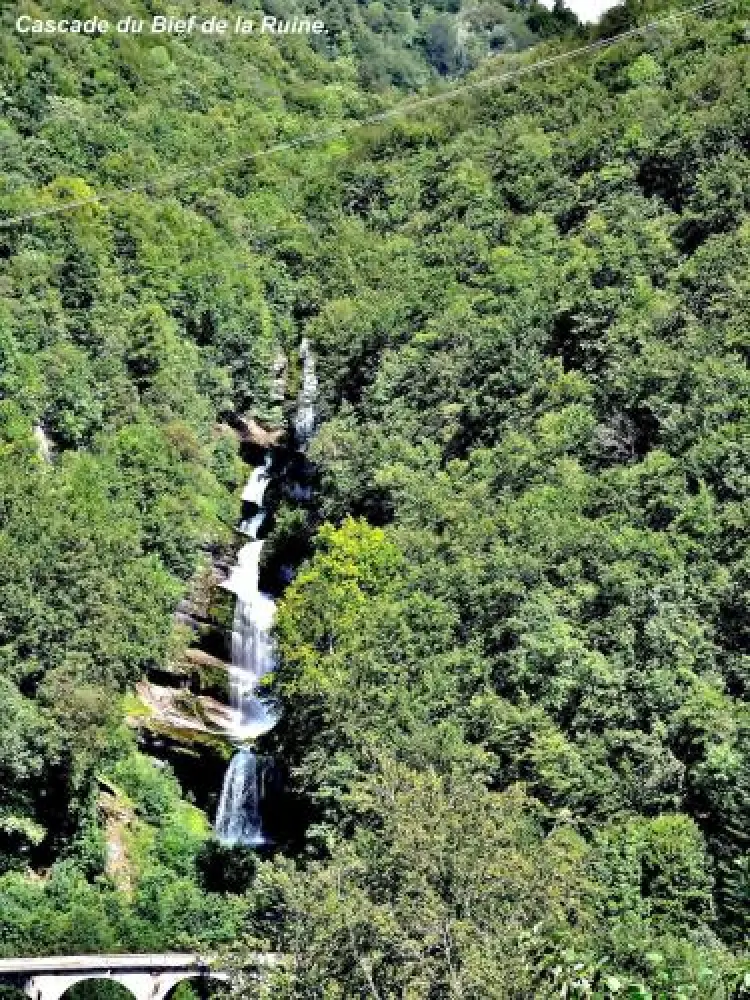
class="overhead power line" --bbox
[0,0,729,231]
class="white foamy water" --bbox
[242,452,272,506]
[216,456,279,845]
[215,748,272,847]
[295,337,318,447]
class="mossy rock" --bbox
[138,717,235,761]
[205,585,235,632]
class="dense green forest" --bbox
[303,0,578,86]
[1,0,750,995]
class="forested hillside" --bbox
[307,0,578,86]
[258,2,750,994]
[1,0,750,995]
[0,0,394,956]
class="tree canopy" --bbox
[0,0,749,995]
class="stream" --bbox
[214,340,317,846]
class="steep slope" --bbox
[251,1,750,994]
[1,0,749,989]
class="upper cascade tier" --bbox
[295,337,318,447]
[221,536,278,741]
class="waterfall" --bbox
[238,452,271,537]
[225,546,277,739]
[239,507,266,538]
[295,337,317,447]
[215,338,314,847]
[241,452,272,507]
[215,748,270,846]
[33,424,53,463]
[215,455,278,846]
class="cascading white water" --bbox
[239,507,266,538]
[215,455,278,846]
[242,452,272,506]
[33,424,53,463]
[216,339,317,848]
[295,337,318,447]
[224,543,278,740]
[215,748,269,846]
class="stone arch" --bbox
[154,973,229,1000]
[30,976,138,1000]
[25,973,227,1000]
[0,956,250,1000]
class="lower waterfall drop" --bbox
[215,748,270,846]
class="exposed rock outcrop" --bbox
[133,680,238,740]
[237,415,285,448]
[98,779,136,894]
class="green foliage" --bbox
[251,3,750,993]
[304,0,576,87]
[1,0,749,990]
[252,764,598,997]
[109,754,183,825]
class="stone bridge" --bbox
[0,953,278,1000]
